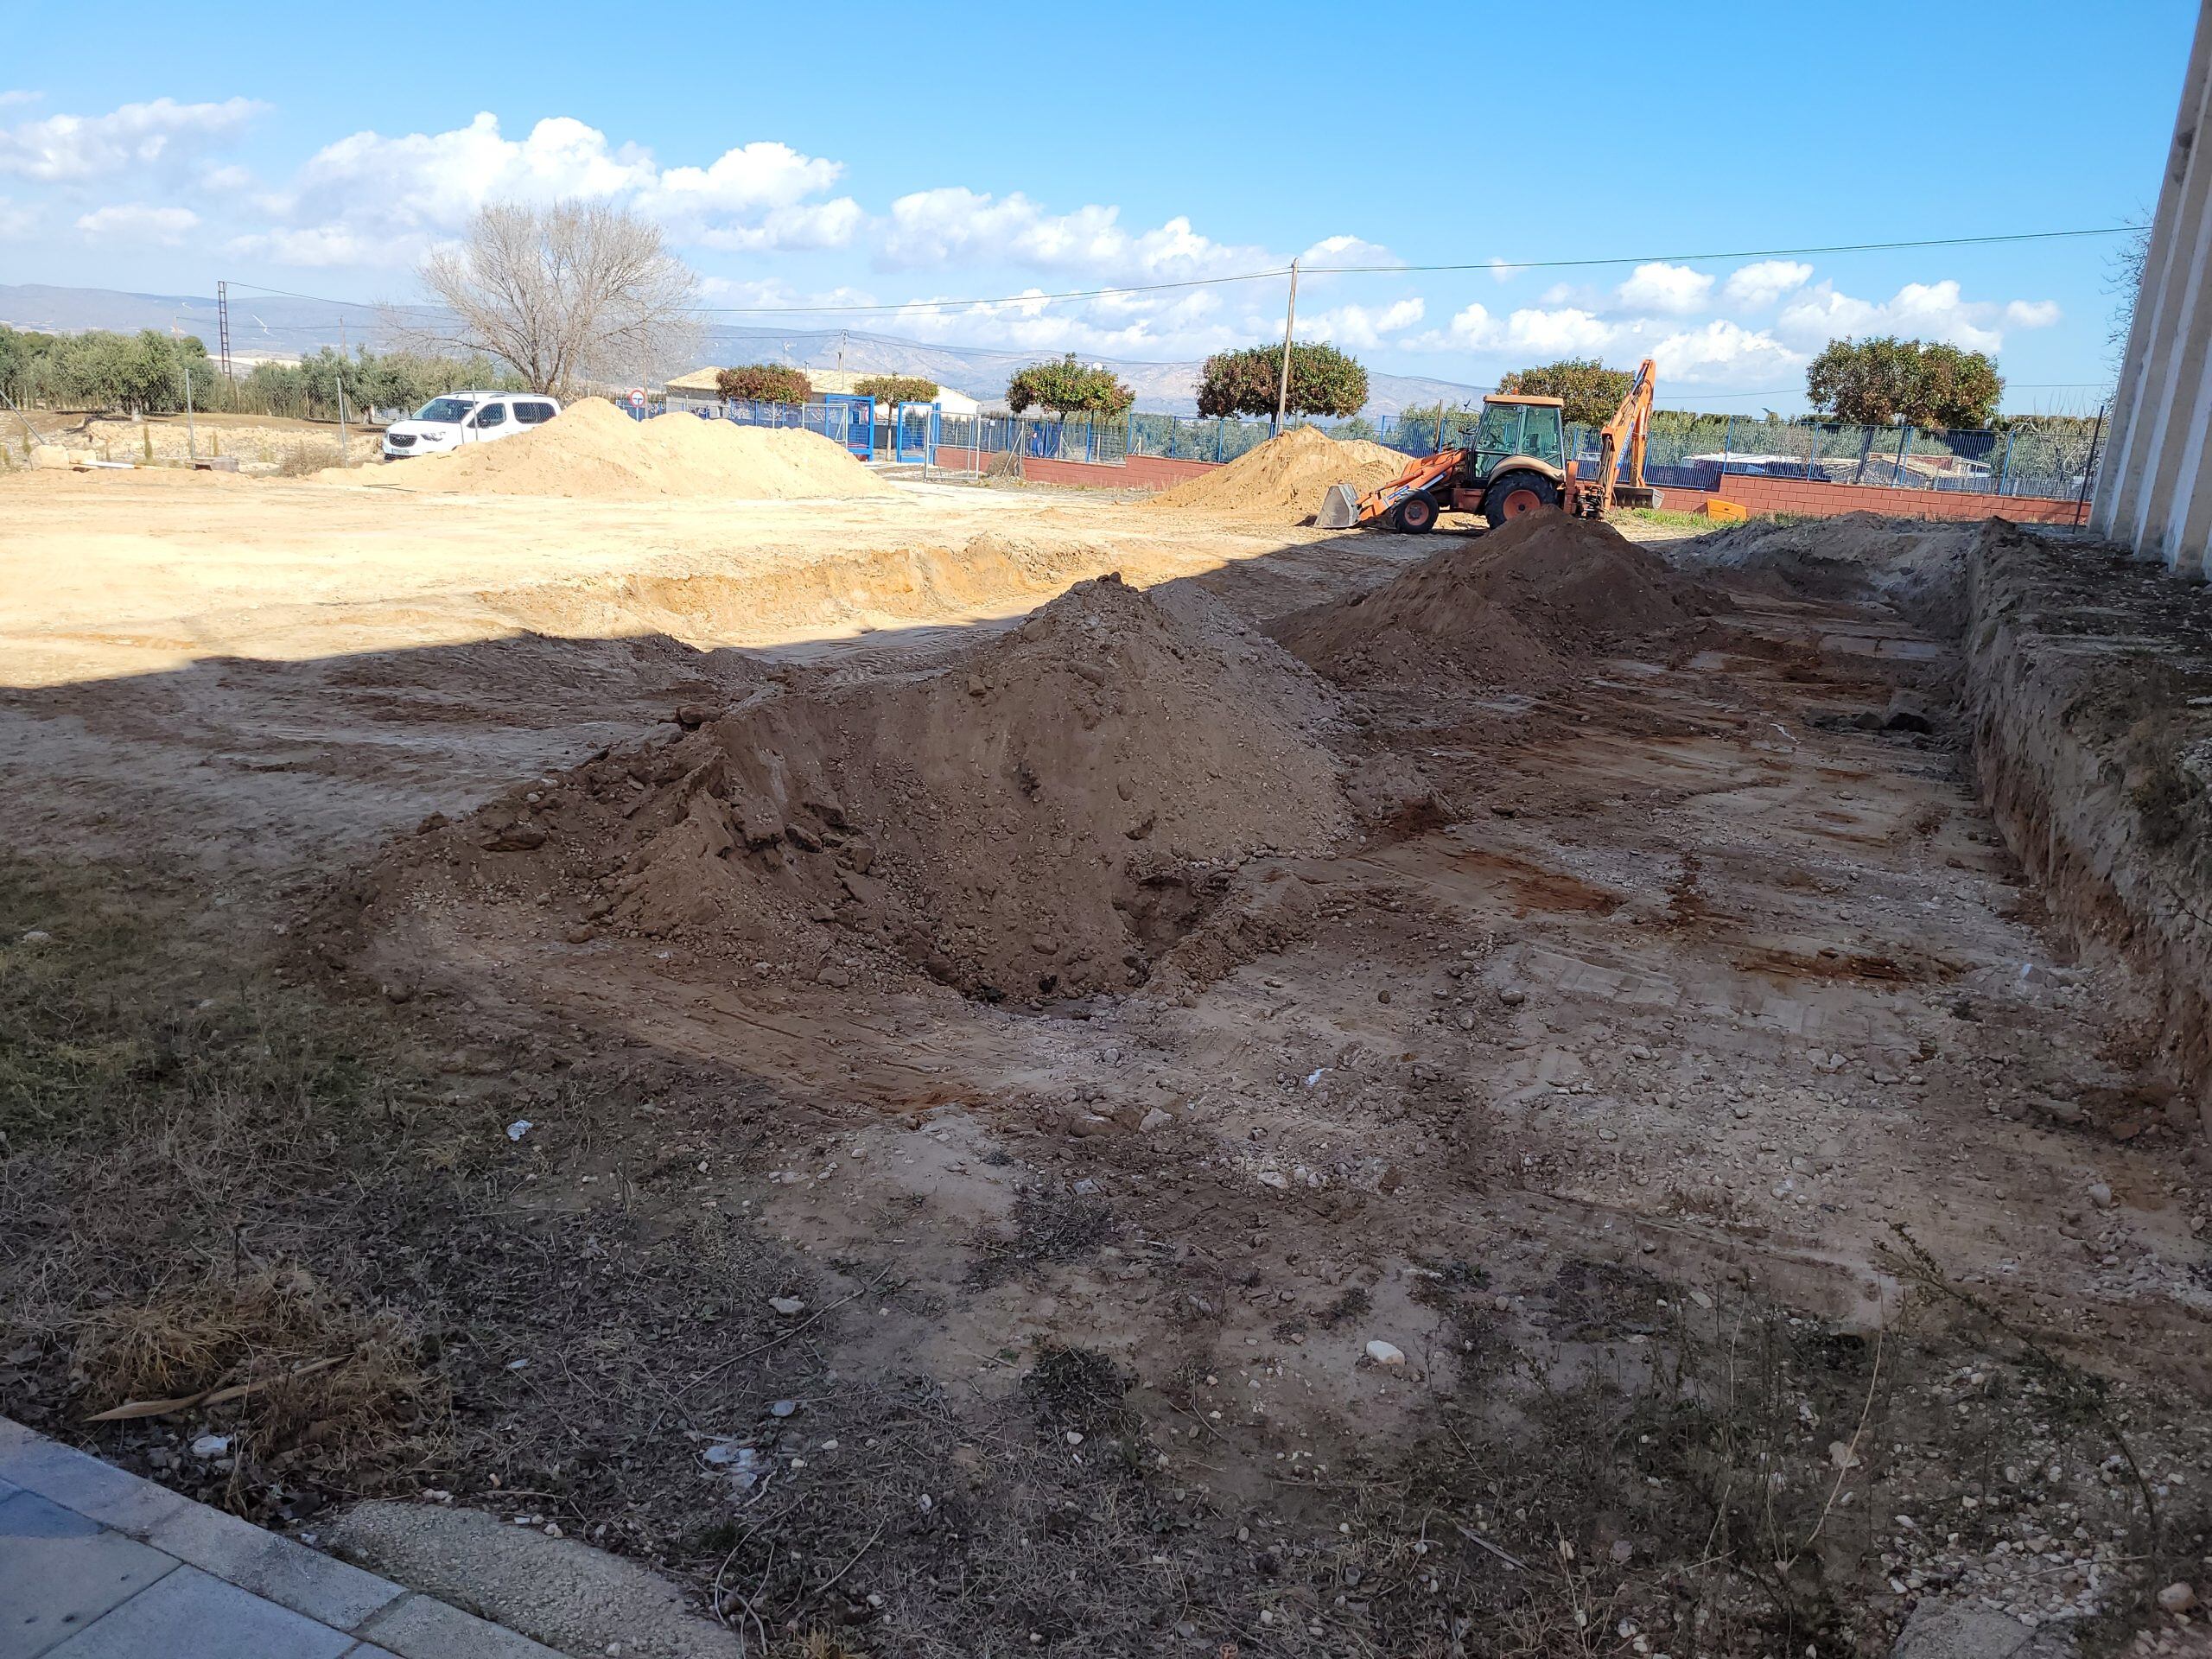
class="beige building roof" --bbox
[666,366,979,415]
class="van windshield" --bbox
[415,397,477,423]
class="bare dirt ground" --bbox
[3,463,2210,1659]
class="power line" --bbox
[223,223,2143,321]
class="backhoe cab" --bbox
[1317,359,1659,533]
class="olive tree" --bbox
[391,200,700,397]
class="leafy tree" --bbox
[1005,354,1135,416]
[1807,337,2004,428]
[1496,358,1631,427]
[1196,343,1368,420]
[852,374,939,407]
[715,364,814,405]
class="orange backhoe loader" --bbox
[1318,358,1659,532]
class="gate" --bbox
[894,401,940,464]
[821,393,875,460]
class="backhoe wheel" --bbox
[1484,469,1561,529]
[1394,490,1439,534]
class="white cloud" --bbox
[75,202,199,244]
[1300,233,1395,268]
[1721,259,1813,307]
[0,91,41,111]
[1616,262,1713,315]
[1301,297,1424,349]
[1777,277,2009,353]
[0,96,261,181]
[1501,306,1617,354]
[878,188,1284,286]
[2005,298,2062,328]
[1649,319,1805,387]
[0,196,35,239]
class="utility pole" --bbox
[184,361,197,462]
[336,315,351,462]
[1274,258,1300,434]
[216,280,234,385]
[838,329,847,372]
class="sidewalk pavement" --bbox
[0,1415,563,1659]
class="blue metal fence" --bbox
[664,391,2101,502]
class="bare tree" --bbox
[2107,218,2153,378]
[389,200,700,397]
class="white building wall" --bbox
[2094,3,2212,575]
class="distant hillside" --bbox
[0,283,1491,418]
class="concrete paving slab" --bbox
[0,1437,188,1538]
[43,1566,358,1659]
[0,1489,178,1659]
[142,1503,403,1632]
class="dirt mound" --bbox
[1271,510,1718,684]
[366,575,1347,1000]
[1144,426,1409,524]
[1679,511,1982,636]
[361,397,894,500]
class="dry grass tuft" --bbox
[74,1263,448,1491]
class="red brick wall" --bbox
[1020,454,1217,489]
[1656,475,2089,525]
[1019,454,2088,526]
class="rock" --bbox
[1496,987,1526,1007]
[767,1296,806,1317]
[815,964,852,988]
[1364,1339,1406,1368]
[1138,1107,1174,1133]
[2087,1181,2114,1211]
[1883,690,1937,734]
[1890,1598,2076,1659]
[480,822,548,852]
[2158,1581,2197,1614]
[29,444,74,470]
[769,1400,798,1418]
[19,930,51,945]
[672,703,712,729]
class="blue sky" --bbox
[0,0,2195,411]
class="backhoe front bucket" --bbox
[1317,482,1361,530]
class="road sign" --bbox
[627,388,646,409]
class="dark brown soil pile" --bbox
[1271,511,1718,684]
[366,575,1348,1000]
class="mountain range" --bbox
[0,283,1491,417]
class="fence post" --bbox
[1216,418,1224,463]
[1720,415,1733,480]
[1896,423,1912,487]
[1998,429,2014,496]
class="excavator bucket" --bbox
[1317,482,1361,530]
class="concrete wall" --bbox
[2090,3,2212,574]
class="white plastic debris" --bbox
[190,1433,231,1458]
[768,1296,806,1316]
[505,1120,533,1142]
[1365,1340,1407,1368]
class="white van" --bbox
[381,391,561,460]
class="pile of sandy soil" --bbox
[356,397,894,500]
[1144,426,1410,524]
[369,574,1348,1000]
[1272,511,1718,684]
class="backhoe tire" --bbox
[1484,470,1560,529]
[1393,490,1439,534]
